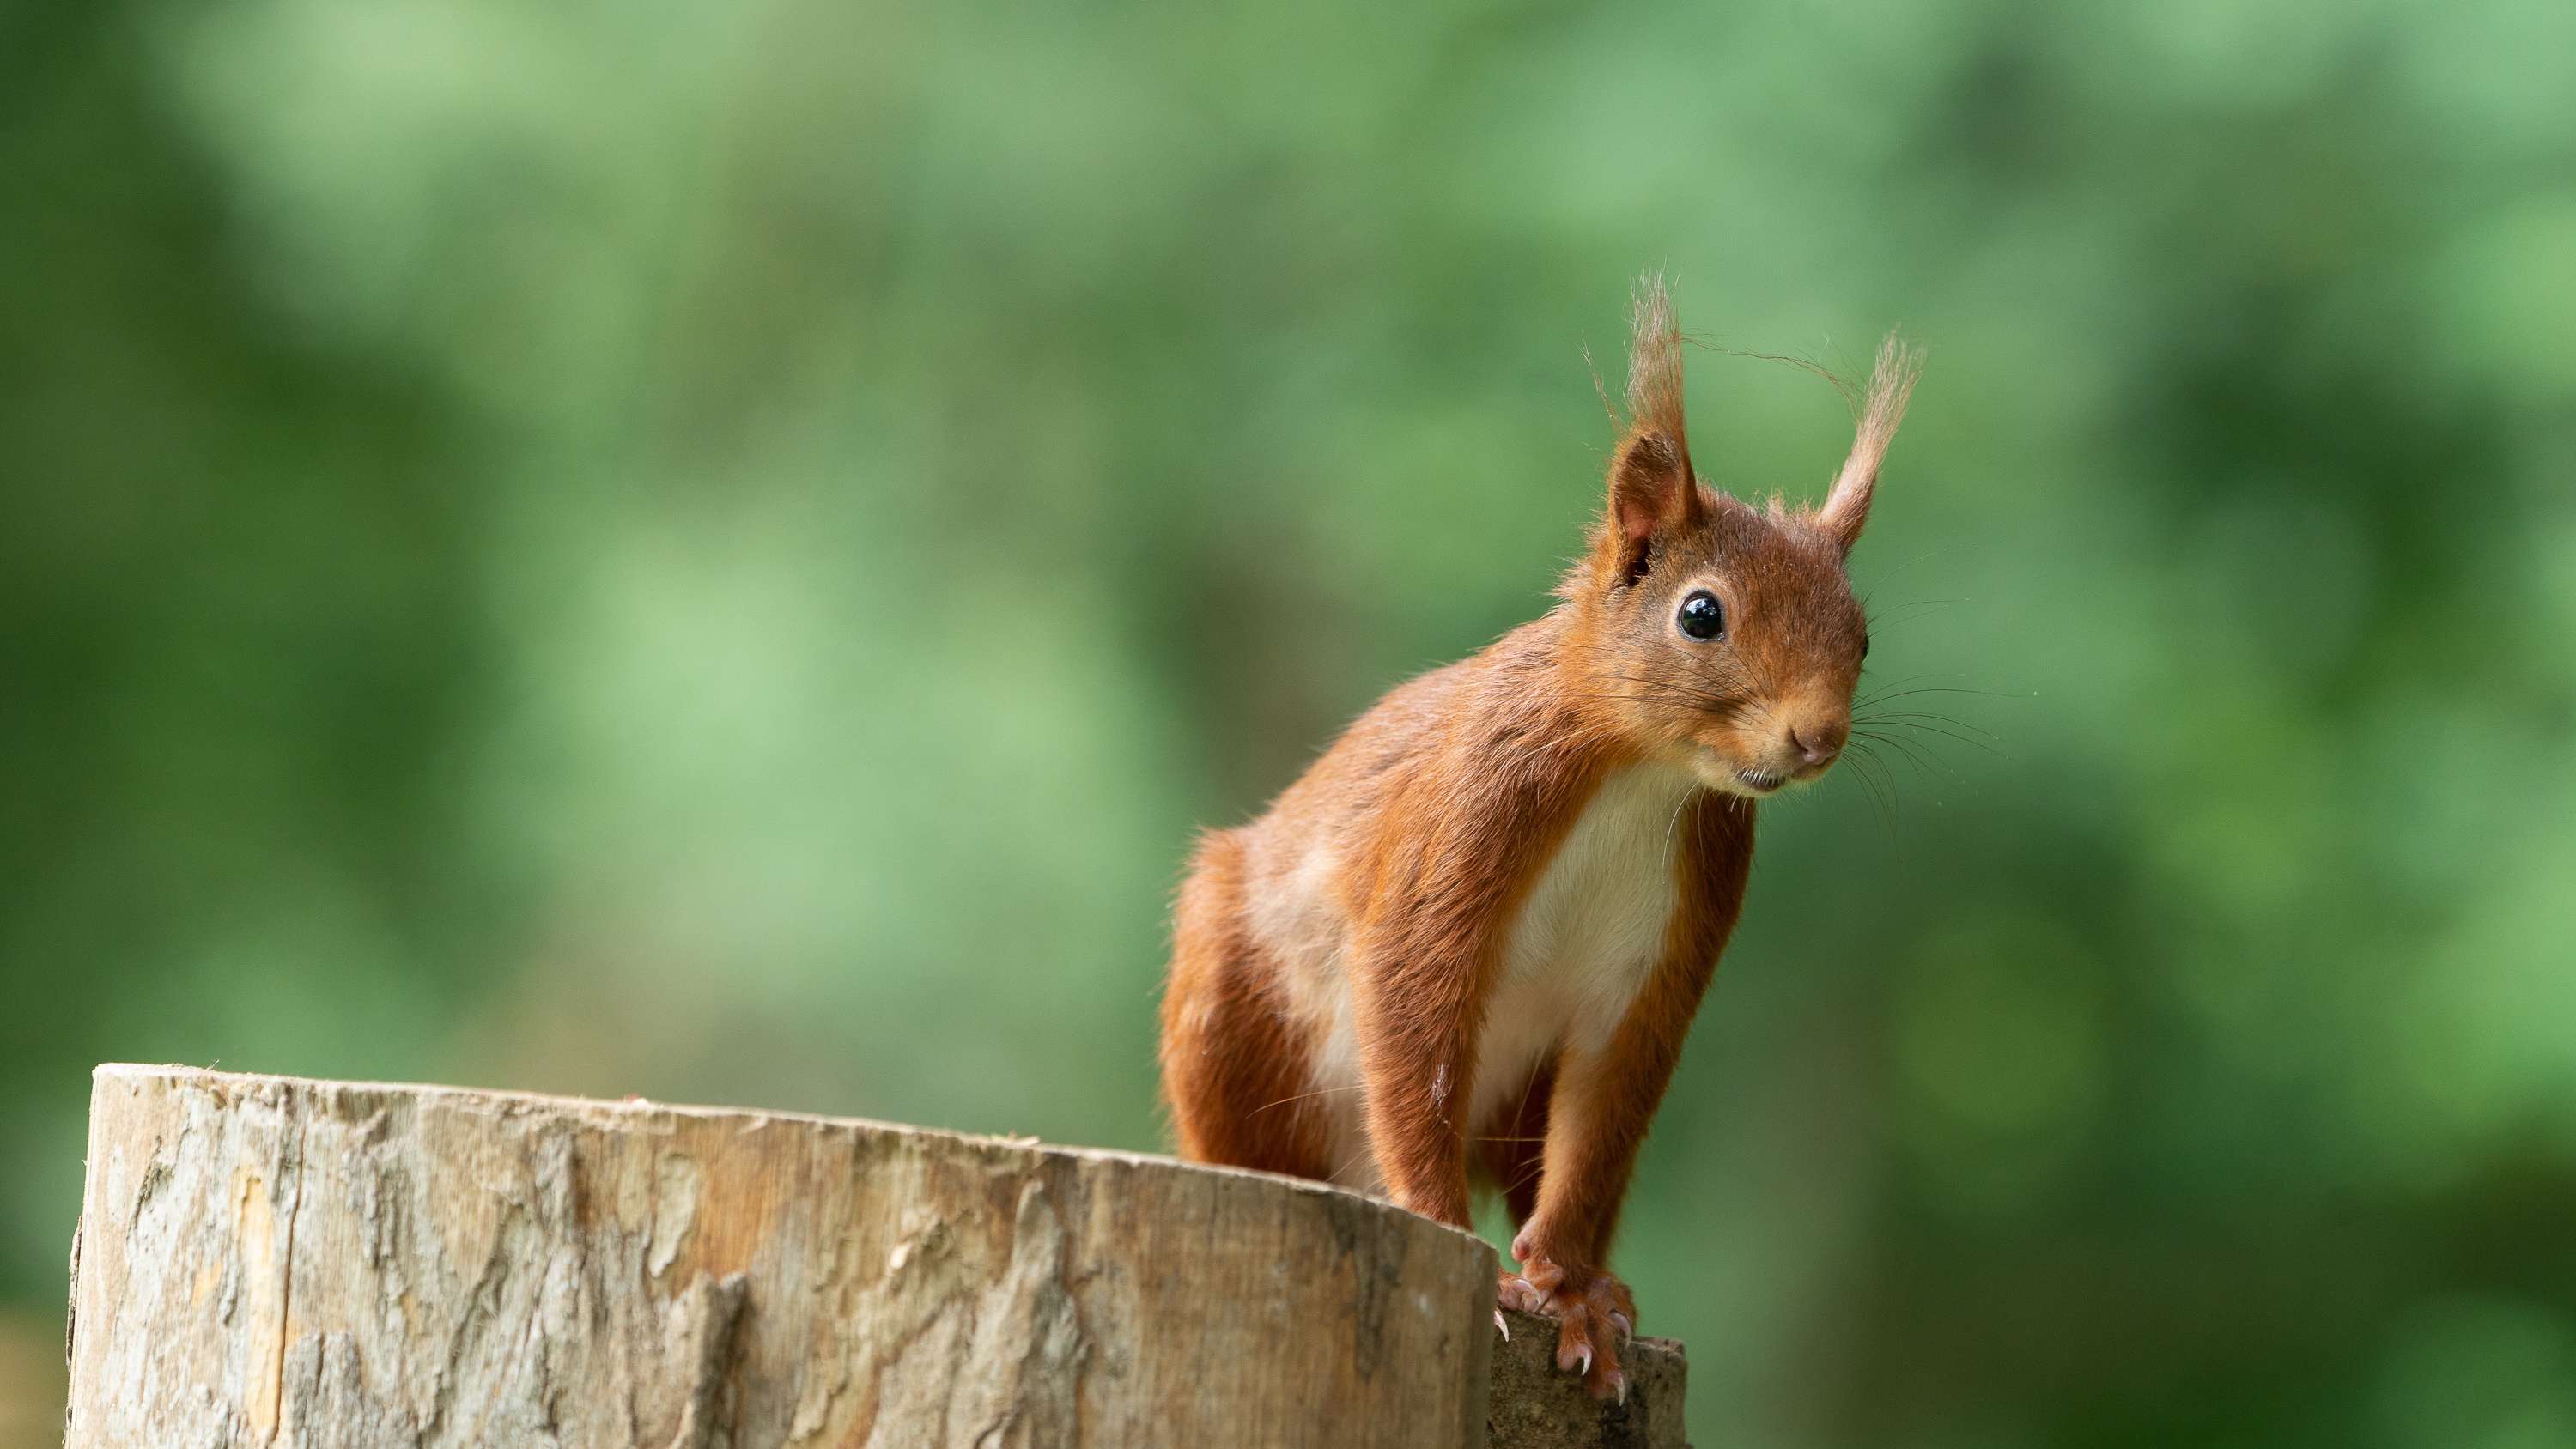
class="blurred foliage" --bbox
[5,0,2574,1442]
[0,1312,64,1449]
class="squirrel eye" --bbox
[1676,590,1724,640]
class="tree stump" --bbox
[1490,1313,1687,1449]
[65,1064,1685,1447]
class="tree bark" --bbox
[66,1064,1683,1447]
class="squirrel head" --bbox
[1564,276,1923,799]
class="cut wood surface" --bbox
[66,1065,1690,1446]
[1491,1312,1686,1449]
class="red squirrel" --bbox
[1159,277,1920,1400]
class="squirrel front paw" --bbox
[1497,1260,1636,1401]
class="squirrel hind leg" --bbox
[1160,833,1335,1180]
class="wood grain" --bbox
[67,1064,1502,1448]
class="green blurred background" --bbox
[6,0,2575,1442]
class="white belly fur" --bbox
[1254,761,1703,1195]
[1469,760,1700,1132]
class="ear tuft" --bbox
[1815,330,1924,552]
[1625,274,1690,450]
[1603,274,1701,587]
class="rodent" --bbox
[1158,276,1920,1400]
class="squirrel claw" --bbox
[1512,1258,1634,1398]
[1492,1308,1510,1340]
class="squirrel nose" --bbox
[1789,719,1847,767]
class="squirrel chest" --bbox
[1477,759,1702,1110]
[1256,759,1704,1191]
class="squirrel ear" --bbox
[1605,274,1703,587]
[1609,428,1697,585]
[1816,331,1924,553]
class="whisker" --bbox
[1850,672,1973,706]
[1857,719,2008,760]
[1662,784,1694,860]
[1859,709,2005,743]
[1840,739,1907,843]
[1856,540,1979,608]
[1853,684,2023,707]
[1856,730,1955,784]
[1251,1083,1371,1117]
[1839,740,1898,828]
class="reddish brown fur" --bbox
[1163,830,1336,1179]
[1158,276,1918,1398]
